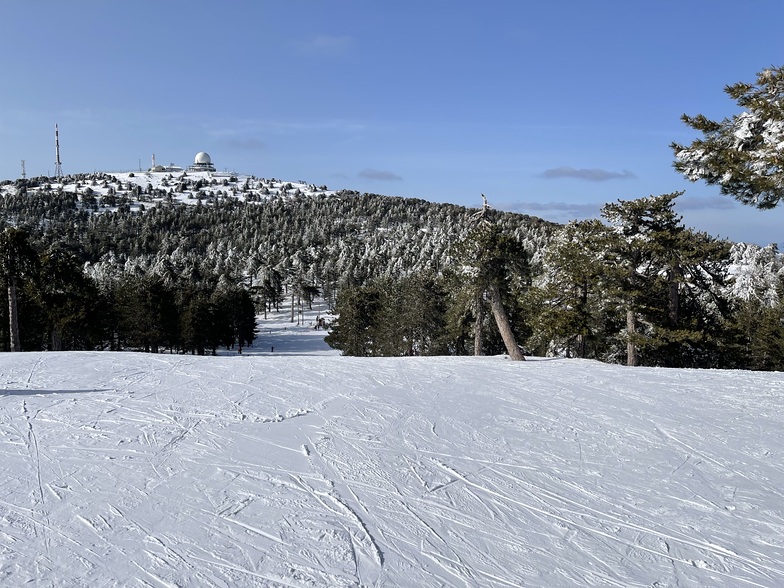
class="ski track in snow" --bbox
[1,342,784,586]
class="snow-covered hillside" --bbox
[2,315,784,586]
[1,170,336,214]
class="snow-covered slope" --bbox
[10,170,336,212]
[2,325,784,586]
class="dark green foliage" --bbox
[179,290,216,356]
[36,244,111,350]
[527,219,616,359]
[0,226,259,354]
[442,272,477,356]
[0,179,552,356]
[611,196,730,367]
[0,227,40,351]
[258,267,285,316]
[212,284,257,353]
[325,274,451,356]
[325,282,385,356]
[530,193,732,367]
[326,202,533,359]
[381,274,451,356]
[723,293,784,371]
[116,276,179,353]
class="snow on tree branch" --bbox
[672,66,784,209]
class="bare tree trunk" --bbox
[8,277,20,352]
[668,269,681,326]
[487,283,525,361]
[626,308,638,367]
[576,333,586,359]
[576,279,589,359]
[51,327,63,351]
[473,290,484,356]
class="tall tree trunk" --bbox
[576,333,586,359]
[8,276,20,352]
[668,267,681,326]
[576,279,589,358]
[487,283,525,361]
[626,308,638,366]
[473,290,484,356]
[51,326,63,351]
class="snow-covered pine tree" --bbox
[600,192,731,367]
[723,242,784,369]
[529,218,613,359]
[459,196,528,361]
[672,65,784,209]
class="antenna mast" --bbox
[54,124,63,179]
[20,160,26,180]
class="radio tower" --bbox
[54,124,63,179]
[20,160,26,180]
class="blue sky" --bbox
[3,0,784,245]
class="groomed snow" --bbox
[2,312,784,586]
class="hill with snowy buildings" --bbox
[3,158,781,299]
[0,153,558,306]
[2,153,784,368]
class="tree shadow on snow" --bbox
[0,388,114,397]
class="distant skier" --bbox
[271,346,274,353]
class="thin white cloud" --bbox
[358,169,403,181]
[541,166,636,182]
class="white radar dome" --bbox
[194,152,212,165]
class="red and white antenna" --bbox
[54,124,63,179]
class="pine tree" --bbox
[529,219,613,358]
[379,274,450,356]
[600,192,731,367]
[179,291,215,356]
[722,244,784,369]
[37,244,108,350]
[458,196,528,361]
[212,284,257,353]
[645,227,730,367]
[116,275,179,353]
[0,227,39,351]
[324,282,385,356]
[728,292,784,370]
[672,65,784,209]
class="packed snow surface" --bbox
[2,319,784,586]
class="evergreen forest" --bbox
[1,171,783,369]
